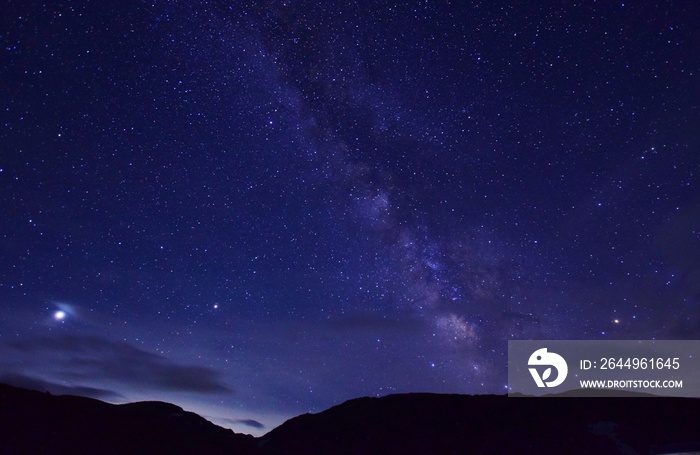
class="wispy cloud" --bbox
[4,334,232,394]
[0,372,123,400]
[222,418,266,430]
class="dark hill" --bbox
[262,392,700,455]
[0,383,258,455]
[2,383,700,454]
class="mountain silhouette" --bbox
[0,383,258,454]
[2,383,700,454]
[260,392,700,454]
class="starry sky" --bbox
[1,0,698,435]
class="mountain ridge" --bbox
[2,383,700,454]
[0,383,258,454]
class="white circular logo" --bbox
[528,348,568,387]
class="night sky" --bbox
[1,0,698,435]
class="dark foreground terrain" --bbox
[1,383,699,454]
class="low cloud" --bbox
[223,418,266,430]
[0,372,123,400]
[4,334,232,395]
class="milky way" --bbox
[0,1,697,435]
